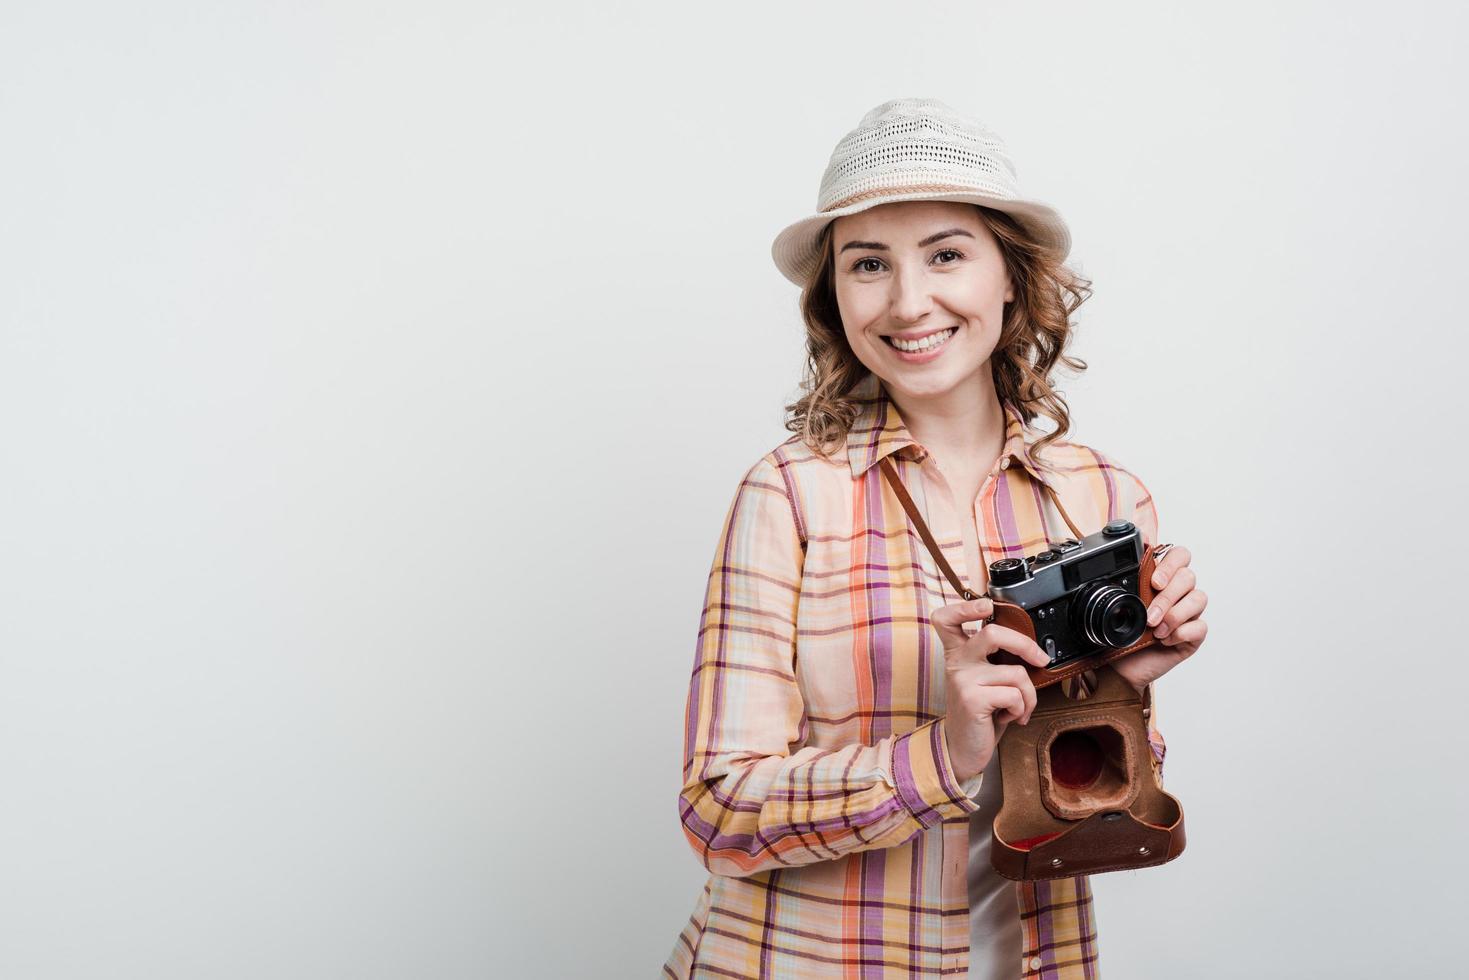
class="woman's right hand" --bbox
[931,597,1052,784]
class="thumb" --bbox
[931,598,994,652]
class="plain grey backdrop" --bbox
[2,1,1464,977]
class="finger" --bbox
[977,685,1026,726]
[1147,567,1197,628]
[1155,590,1207,639]
[973,622,1051,669]
[1150,544,1193,590]
[992,702,1019,740]
[1009,666,1038,722]
[930,598,995,650]
[1160,618,1207,649]
[971,663,1039,722]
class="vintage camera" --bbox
[987,519,1150,670]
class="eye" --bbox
[933,248,964,264]
[850,257,885,275]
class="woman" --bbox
[664,99,1208,980]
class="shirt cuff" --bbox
[890,718,982,824]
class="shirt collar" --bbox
[844,370,1052,486]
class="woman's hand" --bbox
[1111,544,1209,695]
[931,598,1052,784]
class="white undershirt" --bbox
[961,748,1023,979]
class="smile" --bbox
[883,326,958,358]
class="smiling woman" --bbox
[664,98,1208,980]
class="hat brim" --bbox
[770,190,1072,289]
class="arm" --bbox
[677,456,980,879]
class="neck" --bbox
[886,369,1007,467]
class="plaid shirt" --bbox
[665,371,1168,979]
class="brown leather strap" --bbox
[878,456,979,600]
[1040,482,1084,541]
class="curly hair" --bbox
[782,204,1092,467]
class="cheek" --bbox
[946,268,1007,315]
[835,287,879,340]
[840,285,881,332]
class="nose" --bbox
[888,263,934,324]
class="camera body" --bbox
[987,519,1150,670]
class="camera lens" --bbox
[1077,584,1148,648]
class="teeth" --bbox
[890,327,956,352]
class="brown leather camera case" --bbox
[989,665,1185,880]
[877,456,1187,881]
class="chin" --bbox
[886,359,985,395]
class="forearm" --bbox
[679,718,979,877]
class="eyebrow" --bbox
[838,227,976,254]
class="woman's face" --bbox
[830,200,1012,403]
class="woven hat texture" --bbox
[770,97,1071,288]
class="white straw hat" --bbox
[770,98,1072,288]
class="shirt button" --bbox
[1000,457,1011,470]
[1028,955,1043,970]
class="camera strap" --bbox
[876,454,1085,601]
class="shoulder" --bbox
[736,435,839,491]
[726,435,850,545]
[1031,434,1156,520]
[718,437,822,544]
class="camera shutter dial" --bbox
[989,557,1030,587]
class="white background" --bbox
[2,2,1464,977]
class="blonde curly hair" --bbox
[783,204,1093,465]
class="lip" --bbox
[884,325,959,342]
[883,325,959,363]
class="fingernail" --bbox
[1154,573,1168,589]
[1155,623,1170,638]
[1147,605,1161,626]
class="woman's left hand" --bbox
[1111,543,1208,695]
